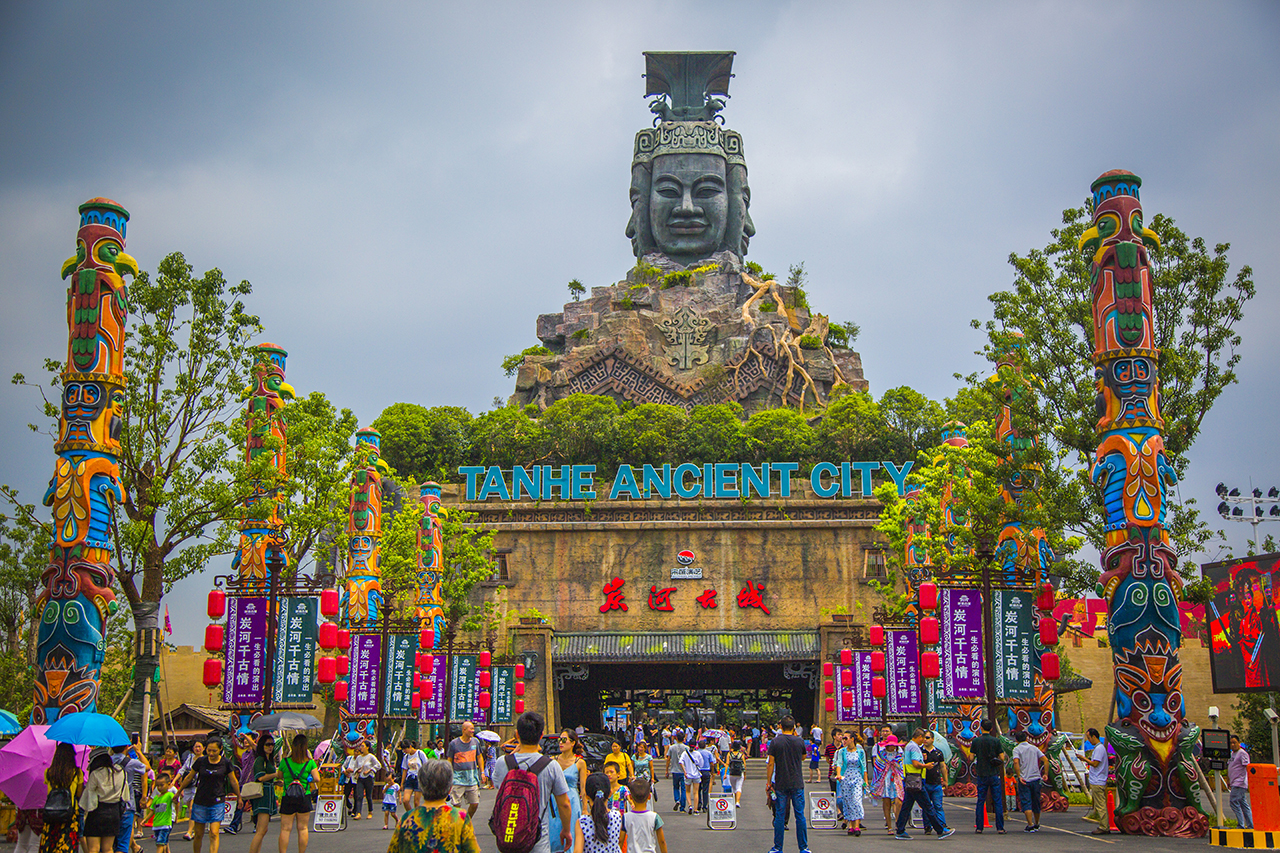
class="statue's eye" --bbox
[1130,212,1143,233]
[76,242,86,263]
[65,603,81,624]
[96,242,120,263]
[1096,214,1119,239]
[44,603,59,623]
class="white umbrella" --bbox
[477,730,501,743]
[930,731,952,762]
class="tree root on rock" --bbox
[724,272,823,410]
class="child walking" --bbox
[578,773,626,853]
[381,781,400,829]
[622,779,667,853]
[149,772,178,853]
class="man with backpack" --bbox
[489,711,572,853]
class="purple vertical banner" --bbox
[941,588,985,702]
[855,651,879,719]
[886,629,920,716]
[472,666,488,724]
[223,596,267,706]
[347,633,382,717]
[420,653,447,723]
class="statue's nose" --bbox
[678,188,698,213]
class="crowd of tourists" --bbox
[19,712,1260,853]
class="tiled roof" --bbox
[554,631,819,662]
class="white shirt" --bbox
[1087,743,1109,786]
[1012,742,1042,783]
[678,748,700,780]
[810,726,823,745]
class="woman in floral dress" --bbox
[835,731,869,836]
[386,760,478,853]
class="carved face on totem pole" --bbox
[1079,171,1161,355]
[61,200,137,377]
[245,343,294,464]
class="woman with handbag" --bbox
[246,736,279,853]
[81,753,128,853]
[38,743,81,853]
[277,734,319,853]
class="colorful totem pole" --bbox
[415,482,447,648]
[1082,171,1210,835]
[32,199,137,722]
[338,428,388,745]
[233,344,295,590]
[901,487,930,624]
[937,421,973,578]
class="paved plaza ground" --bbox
[12,787,1208,853]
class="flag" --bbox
[164,604,172,636]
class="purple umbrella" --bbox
[0,725,90,809]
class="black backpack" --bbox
[728,754,745,776]
[44,787,74,823]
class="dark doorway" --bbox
[557,660,816,732]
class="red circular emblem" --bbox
[677,550,695,566]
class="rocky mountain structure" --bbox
[509,52,868,413]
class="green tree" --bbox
[439,507,497,634]
[537,394,620,468]
[567,279,586,302]
[501,345,552,378]
[0,508,43,721]
[742,408,814,465]
[470,406,545,469]
[373,404,473,485]
[612,404,689,467]
[681,403,746,464]
[976,203,1254,579]
[815,392,884,460]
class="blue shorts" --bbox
[191,803,225,825]
[153,827,172,845]
[1017,779,1042,812]
[382,803,397,813]
[404,775,419,791]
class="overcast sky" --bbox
[2,1,1277,646]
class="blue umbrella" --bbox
[0,710,21,736]
[45,712,129,747]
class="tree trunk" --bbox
[123,598,160,736]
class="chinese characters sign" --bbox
[348,633,381,717]
[224,596,267,706]
[449,654,477,721]
[382,633,416,718]
[940,588,985,702]
[836,651,878,722]
[492,665,515,725]
[993,590,1036,700]
[420,653,447,723]
[272,597,317,705]
[886,629,921,716]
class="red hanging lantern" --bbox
[411,691,421,710]
[479,651,492,668]
[320,589,340,617]
[478,691,491,710]
[871,676,886,698]
[1036,582,1055,612]
[336,629,350,650]
[317,656,336,685]
[822,661,834,677]
[840,648,852,667]
[1041,652,1061,681]
[515,682,525,696]
[919,616,939,645]
[824,696,835,713]
[870,650,885,673]
[420,653,434,672]
[336,654,349,676]
[1040,617,1058,647]
[413,672,422,690]
[207,589,226,620]
[918,581,938,611]
[204,624,224,654]
[921,651,940,679]
[202,658,222,688]
[823,679,834,696]
[515,663,525,679]
[319,622,337,650]
[514,698,524,714]
[479,670,491,690]
[421,680,433,701]
[333,681,348,703]
[419,628,434,650]
[870,625,884,646]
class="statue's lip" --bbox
[667,220,709,234]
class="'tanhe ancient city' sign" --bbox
[458,461,914,501]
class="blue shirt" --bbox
[903,741,925,775]
[694,748,713,771]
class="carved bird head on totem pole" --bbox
[61,199,137,376]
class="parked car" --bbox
[538,732,614,772]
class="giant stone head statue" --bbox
[627,52,754,266]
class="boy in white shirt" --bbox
[624,779,667,853]
[381,781,400,829]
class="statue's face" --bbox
[649,153,728,262]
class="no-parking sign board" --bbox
[313,795,345,831]
[808,792,837,829]
[707,795,736,830]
